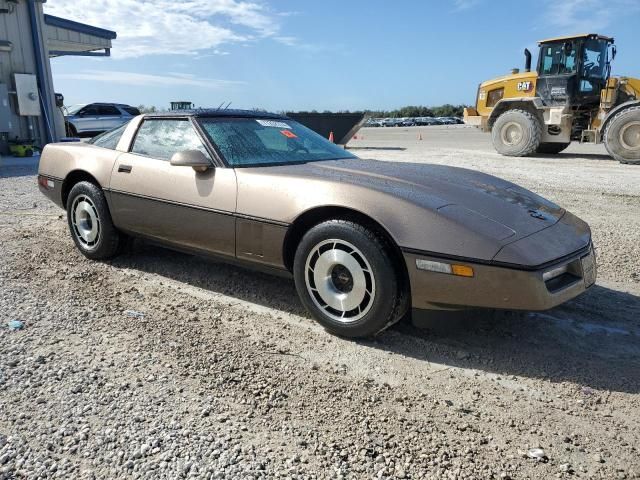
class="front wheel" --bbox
[293,220,408,338]
[604,106,640,164]
[67,181,122,260]
[491,109,542,157]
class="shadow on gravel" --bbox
[112,241,307,316]
[375,284,640,394]
[346,147,407,151]
[114,242,640,394]
[533,153,614,162]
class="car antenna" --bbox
[216,101,225,110]
[223,101,232,110]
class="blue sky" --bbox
[46,0,640,112]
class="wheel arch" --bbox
[488,98,544,130]
[282,206,410,290]
[62,170,102,208]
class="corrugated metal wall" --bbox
[0,0,64,148]
[0,0,44,143]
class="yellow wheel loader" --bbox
[464,34,640,164]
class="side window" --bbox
[122,106,141,116]
[80,105,99,116]
[131,119,211,161]
[541,44,577,75]
[98,105,121,116]
[89,122,129,150]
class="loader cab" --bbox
[535,34,614,107]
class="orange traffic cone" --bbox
[328,131,334,143]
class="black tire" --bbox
[536,142,570,154]
[491,109,542,157]
[604,106,640,164]
[293,220,408,338]
[66,181,121,260]
[65,122,78,137]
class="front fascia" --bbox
[405,247,592,311]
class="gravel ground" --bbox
[1,127,639,479]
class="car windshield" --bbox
[198,117,357,167]
[65,104,87,115]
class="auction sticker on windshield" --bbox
[256,119,291,129]
[280,130,297,138]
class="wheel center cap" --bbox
[331,265,354,293]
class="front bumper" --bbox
[405,245,596,311]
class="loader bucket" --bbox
[286,112,367,146]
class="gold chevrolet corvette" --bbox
[38,110,596,337]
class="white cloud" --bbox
[44,0,292,58]
[55,70,246,89]
[543,0,640,32]
[452,0,483,12]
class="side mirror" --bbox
[170,149,211,173]
[611,45,617,60]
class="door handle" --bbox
[118,164,132,173]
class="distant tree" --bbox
[288,104,469,118]
[431,104,466,117]
[137,105,157,113]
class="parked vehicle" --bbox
[399,117,416,127]
[464,33,640,163]
[364,118,383,127]
[415,117,440,126]
[64,103,141,137]
[38,109,596,338]
[436,117,457,125]
[380,118,399,127]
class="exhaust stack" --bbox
[524,48,532,72]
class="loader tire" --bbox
[537,142,570,154]
[492,109,542,157]
[604,106,640,164]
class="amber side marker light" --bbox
[451,264,474,277]
[416,259,474,277]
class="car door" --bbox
[74,104,100,133]
[96,105,124,131]
[108,117,237,257]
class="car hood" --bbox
[236,158,583,263]
[305,158,562,238]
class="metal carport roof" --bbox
[44,14,116,57]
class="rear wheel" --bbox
[492,109,542,157]
[536,142,570,154]
[293,220,408,338]
[604,106,640,164]
[67,181,122,260]
[65,122,78,137]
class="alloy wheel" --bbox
[71,194,101,249]
[304,239,376,323]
